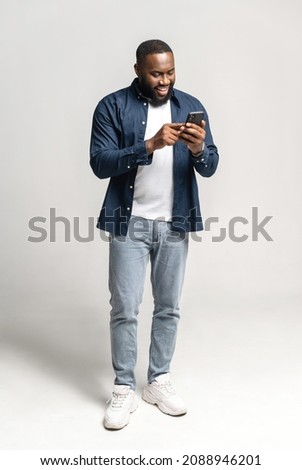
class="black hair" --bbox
[136,39,173,65]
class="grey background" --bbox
[0,0,301,461]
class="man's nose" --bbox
[159,75,170,85]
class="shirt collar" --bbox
[131,78,181,108]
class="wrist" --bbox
[145,139,154,155]
[191,142,205,157]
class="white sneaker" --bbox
[142,373,187,416]
[104,385,139,430]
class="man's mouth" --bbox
[155,86,169,97]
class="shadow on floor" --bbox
[0,305,112,404]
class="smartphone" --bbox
[185,111,204,127]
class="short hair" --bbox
[136,39,173,65]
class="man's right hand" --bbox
[145,123,183,155]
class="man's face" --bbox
[134,52,176,106]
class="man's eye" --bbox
[151,73,160,77]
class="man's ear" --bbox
[134,63,140,77]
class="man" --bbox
[90,39,219,430]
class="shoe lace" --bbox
[108,391,129,409]
[158,380,176,395]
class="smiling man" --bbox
[90,39,219,430]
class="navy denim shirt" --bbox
[90,79,219,235]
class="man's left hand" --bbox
[178,120,206,156]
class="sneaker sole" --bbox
[142,388,187,416]
[104,395,139,430]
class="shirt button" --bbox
[144,102,147,106]
[201,158,205,162]
[142,121,146,125]
[127,165,130,169]
[130,185,133,189]
[205,165,208,168]
[127,207,130,211]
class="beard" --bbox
[138,77,174,107]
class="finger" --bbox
[185,121,203,131]
[165,132,180,143]
[168,123,185,129]
[181,128,204,140]
[185,121,206,131]
[167,130,179,139]
[169,127,184,137]
[178,135,195,144]
[167,137,179,146]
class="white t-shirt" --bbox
[132,101,173,221]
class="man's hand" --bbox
[145,123,183,155]
[179,120,206,155]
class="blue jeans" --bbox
[108,217,189,390]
